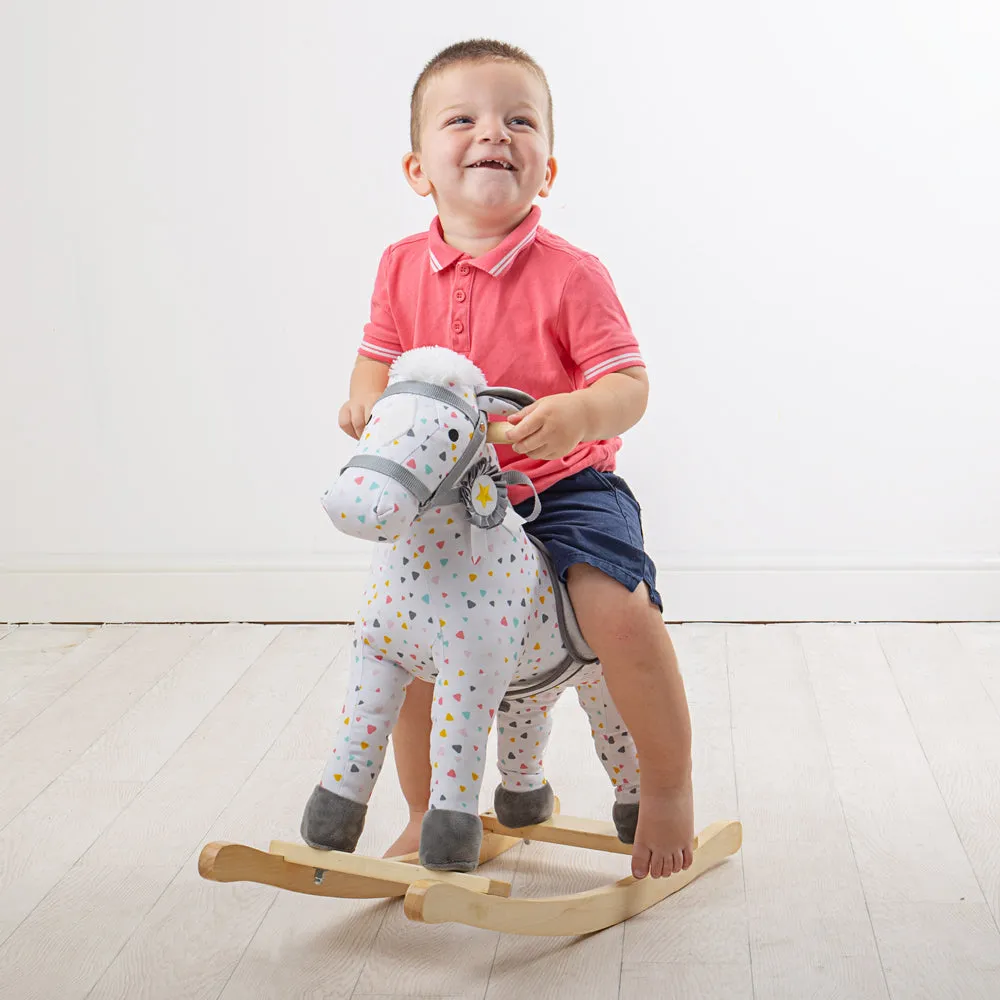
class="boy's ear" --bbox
[537,156,558,198]
[477,386,536,418]
[402,151,433,197]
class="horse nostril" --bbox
[448,429,460,442]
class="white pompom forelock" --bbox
[388,346,487,391]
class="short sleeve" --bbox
[358,246,403,364]
[557,256,644,384]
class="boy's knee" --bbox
[567,564,659,650]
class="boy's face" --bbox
[403,61,557,227]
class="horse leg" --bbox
[575,674,642,843]
[419,660,507,872]
[492,693,557,828]
[301,641,411,852]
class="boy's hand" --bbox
[504,393,590,460]
[338,393,381,440]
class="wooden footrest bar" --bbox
[480,811,699,855]
[269,840,511,897]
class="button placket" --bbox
[451,263,472,350]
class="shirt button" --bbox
[455,289,466,302]
[458,263,470,275]
[452,320,464,334]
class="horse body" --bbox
[356,504,568,693]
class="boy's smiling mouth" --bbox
[467,158,516,171]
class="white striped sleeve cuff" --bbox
[359,340,403,362]
[582,352,645,383]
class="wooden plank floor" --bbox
[0,623,998,999]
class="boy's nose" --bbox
[478,120,511,144]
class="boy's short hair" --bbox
[410,39,554,153]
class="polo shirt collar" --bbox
[427,205,541,278]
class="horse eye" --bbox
[448,428,460,441]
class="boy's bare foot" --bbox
[631,782,695,879]
[383,813,424,859]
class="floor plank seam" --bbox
[0,785,143,955]
[46,627,290,995]
[271,632,353,760]
[175,631,352,873]
[0,628,207,951]
[212,884,282,1000]
[482,841,523,999]
[0,624,136,749]
[81,855,198,1000]
[948,623,1000,730]
[876,626,1000,940]
[84,627,352,999]
[724,627,756,1000]
[347,897,411,999]
[0,625,84,707]
[70,624,286,871]
[797,625,894,998]
[0,625,216,838]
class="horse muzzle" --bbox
[321,464,421,541]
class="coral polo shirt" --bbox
[358,205,645,501]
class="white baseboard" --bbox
[2,555,997,622]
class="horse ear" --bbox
[476,386,536,418]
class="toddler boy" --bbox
[338,39,693,879]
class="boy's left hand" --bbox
[503,394,589,460]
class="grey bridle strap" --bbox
[436,419,486,498]
[346,455,432,505]
[379,381,480,426]
[500,471,540,522]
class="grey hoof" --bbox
[419,809,483,872]
[300,784,367,852]
[613,801,640,844]
[494,782,554,828]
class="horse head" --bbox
[322,347,535,542]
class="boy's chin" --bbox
[442,191,532,220]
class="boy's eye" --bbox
[447,116,474,126]
[509,117,535,128]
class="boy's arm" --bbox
[576,366,648,440]
[504,367,648,461]
[341,245,400,439]
[339,355,391,439]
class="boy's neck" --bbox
[437,205,533,258]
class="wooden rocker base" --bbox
[198,808,742,937]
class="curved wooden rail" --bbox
[403,819,742,936]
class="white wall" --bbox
[2,1,998,623]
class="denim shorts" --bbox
[513,467,662,611]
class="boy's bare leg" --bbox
[382,677,434,857]
[567,564,695,879]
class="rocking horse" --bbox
[199,346,741,935]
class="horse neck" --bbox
[409,502,476,543]
[379,501,533,571]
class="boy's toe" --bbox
[648,850,665,879]
[631,843,652,879]
[682,845,694,870]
